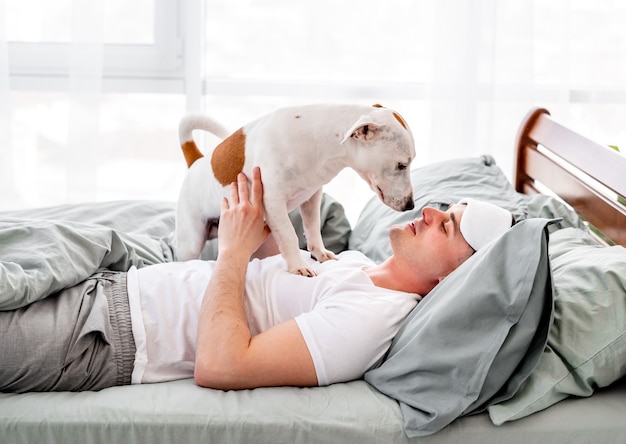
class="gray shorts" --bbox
[0,270,135,393]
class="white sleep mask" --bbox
[458,198,513,251]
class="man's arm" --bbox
[194,167,318,390]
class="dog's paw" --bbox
[294,267,317,278]
[288,262,317,278]
[310,248,337,263]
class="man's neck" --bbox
[364,258,433,296]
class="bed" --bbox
[1,107,625,443]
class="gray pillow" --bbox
[488,227,626,424]
[350,155,528,263]
[364,218,554,437]
[523,193,589,233]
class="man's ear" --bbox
[340,115,383,144]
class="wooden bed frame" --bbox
[514,107,626,247]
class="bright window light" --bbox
[6,0,155,44]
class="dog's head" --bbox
[341,105,415,212]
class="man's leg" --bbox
[0,270,135,393]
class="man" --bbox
[0,167,513,393]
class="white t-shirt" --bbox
[126,250,421,386]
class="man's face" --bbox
[388,204,474,285]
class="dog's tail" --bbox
[178,114,231,168]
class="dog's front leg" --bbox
[264,197,317,277]
[300,189,337,263]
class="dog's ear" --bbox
[340,116,383,144]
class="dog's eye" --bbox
[397,163,408,171]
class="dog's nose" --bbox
[404,199,414,211]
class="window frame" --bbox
[7,0,182,92]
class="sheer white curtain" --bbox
[1,0,625,224]
[0,0,15,205]
[429,0,626,161]
[1,0,105,207]
[65,0,104,203]
[1,0,184,211]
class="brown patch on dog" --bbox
[181,140,204,168]
[211,128,246,186]
[393,112,408,130]
[372,104,408,130]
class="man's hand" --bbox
[195,165,318,390]
[217,166,271,260]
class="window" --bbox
[6,0,181,92]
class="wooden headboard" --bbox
[514,107,626,247]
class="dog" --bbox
[176,103,415,277]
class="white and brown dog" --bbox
[176,103,415,276]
